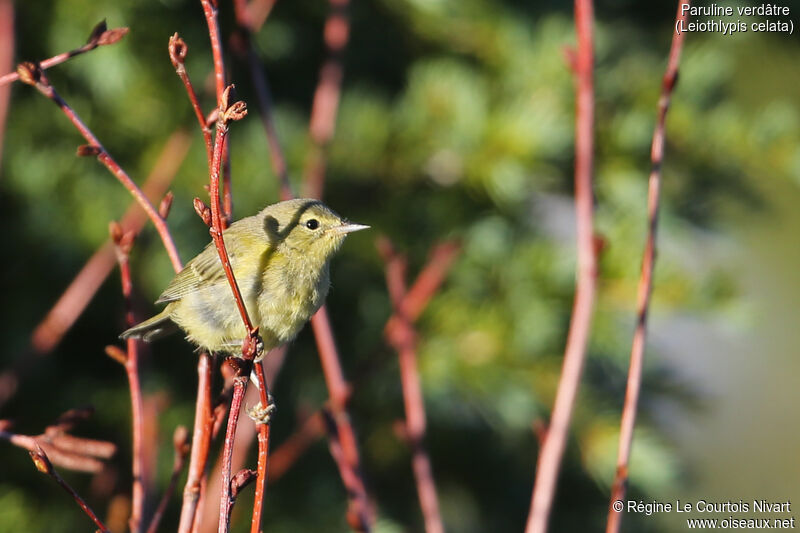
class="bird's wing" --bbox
[155,216,267,304]
[156,242,228,303]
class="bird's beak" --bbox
[333,222,370,234]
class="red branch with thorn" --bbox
[605,3,689,532]
[16,62,183,273]
[377,238,444,533]
[525,1,598,532]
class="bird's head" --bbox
[260,198,368,262]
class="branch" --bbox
[268,241,459,482]
[22,130,191,362]
[178,353,215,533]
[302,0,351,199]
[310,310,374,532]
[217,361,251,533]
[0,407,116,473]
[29,446,111,533]
[109,223,147,533]
[16,62,183,272]
[147,426,191,533]
[0,20,128,87]
[526,1,598,531]
[204,86,254,341]
[249,362,272,533]
[198,84,264,533]
[169,34,213,166]
[201,0,233,225]
[606,3,689,532]
[377,238,444,533]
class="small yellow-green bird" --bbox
[121,198,368,354]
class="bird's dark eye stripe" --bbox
[306,219,320,230]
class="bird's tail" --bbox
[120,308,178,342]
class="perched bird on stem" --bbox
[121,198,368,355]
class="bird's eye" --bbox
[305,219,320,230]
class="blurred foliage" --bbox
[1,0,798,532]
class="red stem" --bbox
[302,0,350,199]
[146,427,190,533]
[115,236,147,533]
[250,361,272,533]
[20,70,183,272]
[606,3,689,532]
[169,34,213,166]
[311,310,373,532]
[201,0,233,225]
[0,22,129,87]
[268,241,459,483]
[178,354,214,533]
[525,1,597,531]
[206,92,254,336]
[30,447,111,533]
[24,130,190,357]
[218,373,249,533]
[378,239,444,533]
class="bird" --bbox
[121,198,368,356]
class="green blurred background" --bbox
[1,0,799,531]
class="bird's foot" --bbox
[247,395,276,425]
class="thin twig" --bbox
[302,0,350,199]
[16,63,183,273]
[22,130,190,359]
[169,34,213,166]
[200,0,233,225]
[249,361,272,533]
[377,238,444,533]
[0,20,128,87]
[525,1,598,531]
[110,224,147,533]
[311,310,373,532]
[29,445,111,533]
[178,354,214,533]
[606,4,689,532]
[1,408,116,473]
[218,367,251,533]
[231,0,293,200]
[147,426,191,533]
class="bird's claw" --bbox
[253,337,266,362]
[247,398,276,425]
